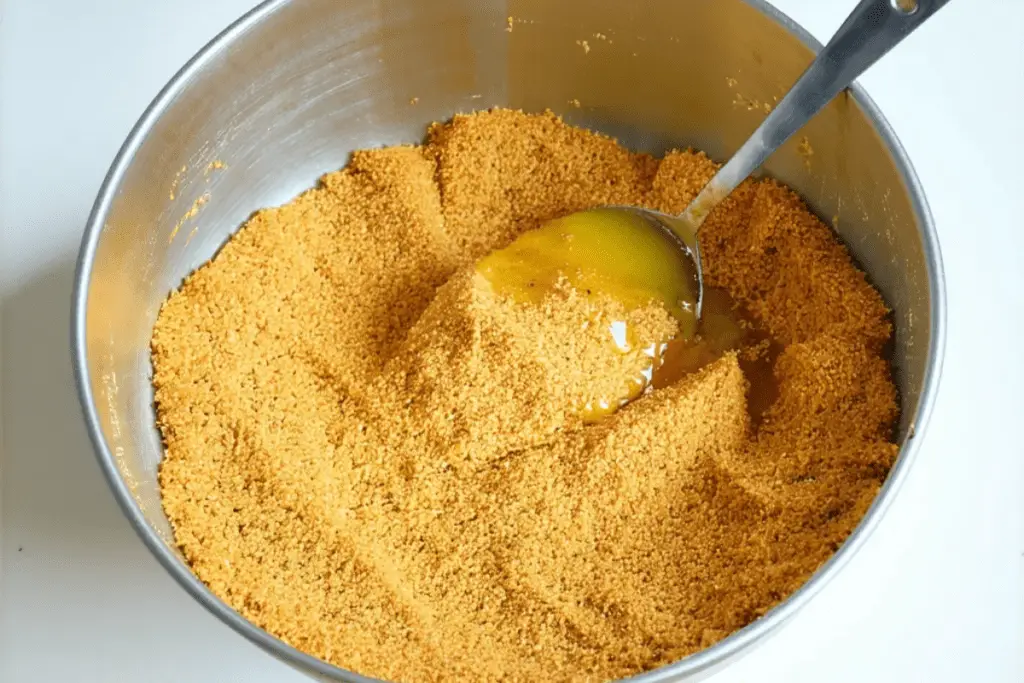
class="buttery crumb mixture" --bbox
[152,109,897,682]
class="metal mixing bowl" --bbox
[71,0,945,680]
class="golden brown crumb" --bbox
[169,163,187,200]
[798,136,814,171]
[204,159,227,176]
[153,109,897,682]
[167,192,208,243]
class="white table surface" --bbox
[1,1,1021,681]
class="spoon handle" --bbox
[681,0,950,230]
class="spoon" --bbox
[582,0,950,321]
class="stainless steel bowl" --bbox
[71,0,945,680]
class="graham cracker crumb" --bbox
[153,109,897,682]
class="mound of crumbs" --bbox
[152,109,898,682]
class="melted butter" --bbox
[652,288,781,427]
[477,208,700,336]
[477,208,775,423]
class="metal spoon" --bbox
[591,0,950,318]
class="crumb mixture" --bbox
[152,109,897,682]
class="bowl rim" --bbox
[70,0,947,680]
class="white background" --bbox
[1,0,1021,681]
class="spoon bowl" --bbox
[609,206,705,320]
